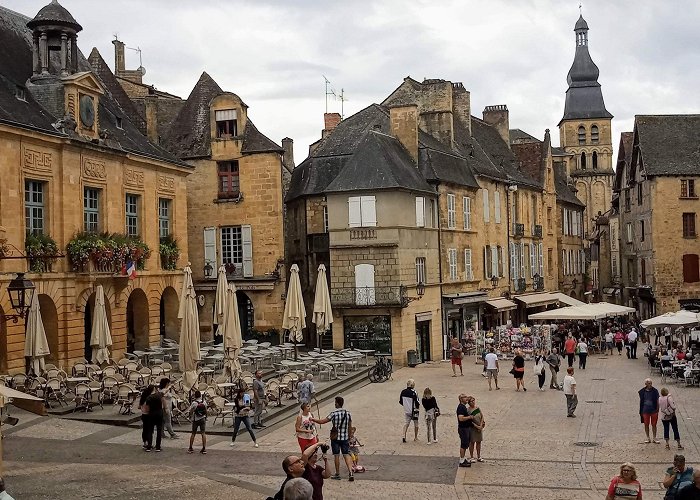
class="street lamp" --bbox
[4,272,35,323]
[490,275,499,289]
[203,261,214,279]
[416,281,425,297]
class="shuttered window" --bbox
[448,248,458,280]
[494,191,501,223]
[463,196,472,230]
[482,189,490,223]
[682,254,700,283]
[464,249,473,281]
[491,246,498,279]
[538,243,544,277]
[447,194,456,229]
[203,227,217,272]
[415,197,425,227]
[348,196,376,227]
[415,257,426,284]
[510,242,518,281]
[682,213,696,238]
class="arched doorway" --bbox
[236,291,254,337]
[83,292,112,361]
[127,289,149,352]
[38,294,59,364]
[0,307,7,373]
[159,287,179,341]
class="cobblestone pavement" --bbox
[2,347,698,499]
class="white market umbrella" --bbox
[312,264,333,353]
[222,283,243,380]
[213,265,228,335]
[283,263,306,360]
[24,294,51,375]
[90,285,112,365]
[641,310,700,329]
[178,265,201,391]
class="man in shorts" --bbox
[605,330,614,355]
[399,379,419,443]
[450,338,463,377]
[456,393,474,468]
[311,396,355,481]
[639,378,660,443]
[187,390,208,454]
[483,347,500,391]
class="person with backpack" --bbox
[187,390,208,454]
[159,378,178,439]
[144,383,164,452]
[139,385,155,450]
[662,455,694,500]
[659,387,684,450]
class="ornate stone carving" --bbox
[157,174,175,193]
[124,168,144,188]
[81,156,106,180]
[22,146,52,171]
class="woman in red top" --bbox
[614,331,625,355]
[605,462,642,500]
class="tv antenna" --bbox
[322,75,348,119]
[113,34,146,75]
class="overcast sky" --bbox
[6,0,700,163]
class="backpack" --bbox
[194,399,207,418]
[145,392,163,414]
[665,467,694,500]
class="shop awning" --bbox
[485,298,517,312]
[513,292,559,308]
[602,287,620,296]
[443,291,488,305]
[550,292,585,306]
[528,302,636,321]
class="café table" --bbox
[217,382,237,399]
[356,349,375,367]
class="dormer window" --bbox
[215,109,238,138]
[15,86,26,101]
[116,116,123,130]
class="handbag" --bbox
[412,408,420,421]
[330,410,347,440]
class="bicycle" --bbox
[367,354,393,383]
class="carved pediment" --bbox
[61,71,105,95]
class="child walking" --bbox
[187,390,208,454]
[348,426,364,472]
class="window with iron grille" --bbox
[25,180,45,235]
[221,226,243,268]
[125,193,139,237]
[83,187,100,233]
[683,213,696,238]
[218,161,240,198]
[158,198,171,238]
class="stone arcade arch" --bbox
[126,288,149,352]
[38,294,59,364]
[159,287,179,341]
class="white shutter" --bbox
[520,242,526,280]
[354,264,376,305]
[204,227,217,269]
[483,246,489,279]
[464,249,473,280]
[241,224,253,277]
[415,197,425,227]
[215,109,237,121]
[510,242,518,280]
[498,245,504,277]
[562,250,566,275]
[447,194,455,228]
[538,243,544,276]
[360,196,376,227]
[348,197,361,227]
[448,249,457,280]
[564,209,569,235]
[463,197,471,230]
[482,189,490,223]
[494,190,501,223]
[491,245,498,279]
[529,244,536,278]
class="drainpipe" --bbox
[435,183,447,360]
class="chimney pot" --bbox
[389,105,419,163]
[482,104,510,147]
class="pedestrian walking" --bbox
[311,396,354,481]
[614,330,624,355]
[399,379,420,442]
[456,393,474,468]
[639,378,661,443]
[229,387,258,448]
[605,330,614,356]
[547,348,562,389]
[347,426,364,472]
[466,396,485,463]
[301,442,332,500]
[628,329,639,359]
[144,383,164,452]
[297,374,315,405]
[252,370,267,429]
[659,387,684,450]
[677,470,700,500]
[421,387,440,444]
[563,367,577,417]
[187,390,208,454]
[564,334,576,368]
[577,337,588,369]
[159,378,178,439]
[534,350,547,391]
[139,385,155,449]
[296,402,318,452]
[450,338,464,377]
[605,463,642,500]
[0,477,16,500]
[512,350,526,391]
[484,347,500,391]
[662,454,694,500]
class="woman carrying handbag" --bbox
[421,387,440,444]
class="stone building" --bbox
[558,15,614,242]
[615,115,700,317]
[0,2,190,373]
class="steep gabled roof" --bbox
[241,119,283,154]
[325,130,433,194]
[633,115,700,177]
[509,128,540,144]
[554,164,585,207]
[613,131,633,190]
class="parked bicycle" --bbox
[368,353,393,383]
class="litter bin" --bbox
[407,349,419,367]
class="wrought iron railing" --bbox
[513,223,525,238]
[514,277,526,293]
[533,276,545,291]
[533,225,543,238]
[331,286,406,307]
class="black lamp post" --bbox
[203,261,214,279]
[416,281,425,297]
[4,272,35,323]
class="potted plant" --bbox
[25,233,59,273]
[159,234,180,270]
[67,232,151,273]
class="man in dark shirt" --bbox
[301,442,332,500]
[144,389,164,451]
[269,454,306,500]
[456,393,474,468]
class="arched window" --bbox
[580,152,587,170]
[592,151,598,169]
[578,126,586,145]
[591,125,599,143]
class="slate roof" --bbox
[634,115,700,176]
[27,0,81,31]
[613,131,634,190]
[163,71,282,159]
[574,14,589,31]
[0,5,186,167]
[509,128,540,144]
[554,163,585,207]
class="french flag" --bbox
[125,260,137,280]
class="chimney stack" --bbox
[322,113,341,138]
[389,105,419,162]
[452,82,471,136]
[282,137,295,171]
[112,39,125,75]
[482,105,510,147]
